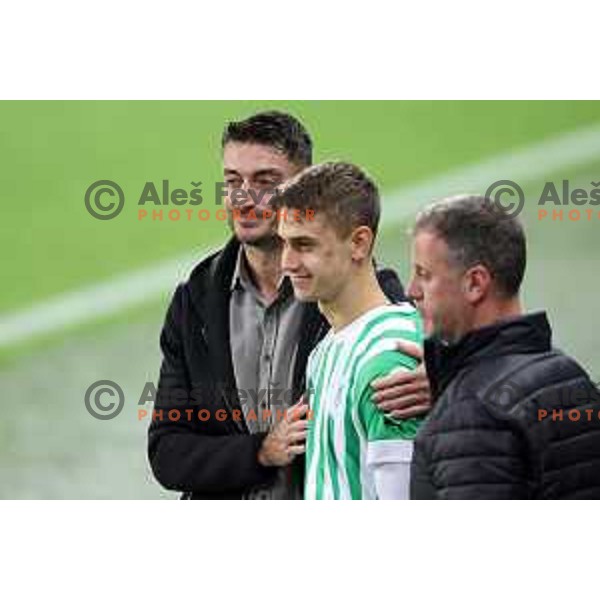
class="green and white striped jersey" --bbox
[305,303,424,500]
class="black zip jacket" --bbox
[411,312,600,499]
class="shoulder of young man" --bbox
[351,306,422,392]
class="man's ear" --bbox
[350,226,374,262]
[462,264,492,303]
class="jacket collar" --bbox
[424,311,552,399]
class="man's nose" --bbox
[407,277,421,302]
[233,180,256,209]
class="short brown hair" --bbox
[414,194,527,298]
[275,162,380,239]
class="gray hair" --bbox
[414,194,526,297]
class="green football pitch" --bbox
[1,101,599,498]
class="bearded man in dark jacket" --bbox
[408,194,600,500]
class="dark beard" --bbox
[243,230,282,251]
[226,212,281,251]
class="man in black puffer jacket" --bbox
[408,194,600,499]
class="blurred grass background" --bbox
[1,101,599,498]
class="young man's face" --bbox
[407,230,472,342]
[278,213,355,303]
[223,142,301,247]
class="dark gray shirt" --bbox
[229,247,305,499]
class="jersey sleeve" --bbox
[355,350,423,442]
[355,349,424,499]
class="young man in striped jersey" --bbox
[277,162,424,499]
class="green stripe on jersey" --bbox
[304,303,424,500]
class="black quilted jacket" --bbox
[410,312,600,499]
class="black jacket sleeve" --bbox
[409,440,437,499]
[147,285,278,495]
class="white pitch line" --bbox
[0,254,204,348]
[1,122,600,348]
[381,121,600,223]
